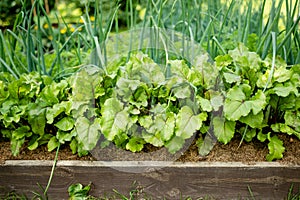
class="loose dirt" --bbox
[0,134,299,165]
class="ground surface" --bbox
[0,134,299,165]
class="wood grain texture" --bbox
[0,161,299,199]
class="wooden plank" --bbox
[0,161,299,199]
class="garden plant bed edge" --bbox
[0,134,299,199]
[0,133,299,164]
[0,160,299,199]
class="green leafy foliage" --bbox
[213,117,236,145]
[68,183,91,200]
[99,53,207,153]
[0,46,299,161]
[213,44,299,160]
[266,135,285,161]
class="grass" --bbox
[1,184,299,200]
[0,0,299,80]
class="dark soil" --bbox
[0,134,299,165]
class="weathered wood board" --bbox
[0,161,299,199]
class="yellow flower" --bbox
[136,4,142,11]
[136,4,146,20]
[60,27,67,34]
[48,35,53,40]
[43,23,49,29]
[67,24,75,32]
[139,8,146,20]
[90,16,95,22]
[70,27,75,32]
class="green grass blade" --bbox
[277,15,300,51]
[257,0,284,56]
[0,30,21,78]
[263,32,277,92]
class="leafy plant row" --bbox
[0,44,299,161]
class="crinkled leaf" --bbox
[215,54,233,68]
[47,136,59,152]
[75,117,101,151]
[273,66,292,83]
[197,96,213,112]
[243,128,257,142]
[175,106,206,139]
[143,132,164,147]
[0,81,9,104]
[229,44,261,71]
[139,115,153,129]
[257,130,268,142]
[126,53,165,85]
[272,82,298,97]
[284,111,300,132]
[213,117,236,144]
[125,137,145,152]
[256,70,271,89]
[142,113,174,147]
[161,113,176,141]
[11,137,25,156]
[1,101,27,127]
[0,99,17,114]
[173,84,192,99]
[28,109,46,135]
[116,77,142,100]
[194,56,219,89]
[28,103,46,135]
[12,126,31,140]
[239,111,264,128]
[224,86,250,120]
[169,60,190,82]
[46,101,72,124]
[100,98,132,141]
[113,132,129,148]
[11,126,32,155]
[210,92,224,111]
[57,129,77,144]
[55,117,74,131]
[28,140,39,151]
[271,123,300,139]
[130,86,149,108]
[70,139,78,154]
[40,80,68,106]
[188,68,203,86]
[165,136,185,154]
[250,90,267,115]
[223,72,241,84]
[70,67,103,111]
[68,183,91,199]
[266,135,285,161]
[224,86,266,120]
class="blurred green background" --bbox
[0,0,141,29]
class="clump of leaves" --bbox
[94,53,208,153]
[211,44,300,161]
[0,46,299,161]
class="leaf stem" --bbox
[237,125,248,149]
[44,143,60,197]
[263,32,277,92]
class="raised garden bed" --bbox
[1,1,300,199]
[1,160,299,199]
[1,135,299,199]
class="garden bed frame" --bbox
[0,160,299,199]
